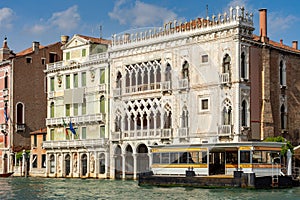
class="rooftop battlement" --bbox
[111,6,253,47]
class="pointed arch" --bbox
[222,99,232,125]
[241,52,246,79]
[241,100,248,127]
[280,104,287,129]
[182,60,189,79]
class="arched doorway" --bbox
[99,153,105,174]
[136,144,149,174]
[50,155,55,174]
[65,154,71,176]
[3,154,8,173]
[81,154,87,176]
[114,145,122,179]
[125,145,133,178]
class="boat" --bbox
[0,172,14,177]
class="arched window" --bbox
[4,72,8,89]
[50,102,55,118]
[100,95,105,114]
[16,103,24,124]
[99,153,105,174]
[181,107,188,128]
[280,104,286,129]
[279,60,286,86]
[116,71,122,88]
[165,63,172,82]
[223,54,231,74]
[182,61,189,79]
[163,104,172,129]
[65,154,71,176]
[50,155,55,173]
[241,100,247,127]
[241,52,246,79]
[222,99,232,125]
[81,154,87,176]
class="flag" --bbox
[69,120,76,135]
[4,106,9,123]
[63,119,68,136]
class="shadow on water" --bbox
[0,177,299,200]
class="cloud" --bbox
[227,0,248,8]
[49,5,80,32]
[109,0,177,28]
[0,7,14,29]
[268,13,299,38]
[26,5,80,35]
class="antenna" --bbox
[206,4,208,18]
[100,25,102,39]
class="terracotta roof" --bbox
[252,35,300,53]
[15,41,62,57]
[76,34,111,45]
[30,128,47,135]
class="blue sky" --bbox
[0,0,299,53]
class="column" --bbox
[133,153,137,180]
[122,154,126,179]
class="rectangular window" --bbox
[43,134,46,141]
[66,52,70,60]
[32,155,37,168]
[81,72,86,87]
[42,154,46,168]
[153,153,160,164]
[50,129,54,140]
[49,53,57,63]
[33,135,37,147]
[65,104,70,116]
[50,77,55,91]
[100,69,105,84]
[26,57,32,63]
[100,126,105,138]
[74,73,78,88]
[82,49,86,57]
[73,103,78,116]
[65,75,70,89]
[240,151,251,163]
[201,55,208,63]
[161,153,170,164]
[82,127,86,139]
[199,98,209,112]
[41,58,46,65]
[100,97,105,113]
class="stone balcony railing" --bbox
[111,129,172,141]
[43,138,108,149]
[45,52,108,72]
[218,125,232,136]
[46,113,105,126]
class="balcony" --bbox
[218,125,232,136]
[85,84,106,94]
[43,138,108,149]
[178,79,189,90]
[161,128,172,139]
[2,88,8,97]
[113,88,121,97]
[112,129,165,140]
[16,124,26,132]
[161,81,171,92]
[178,128,189,138]
[220,73,230,84]
[46,113,105,126]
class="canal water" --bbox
[0,177,300,200]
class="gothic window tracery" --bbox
[222,99,232,125]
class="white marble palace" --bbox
[109,6,254,179]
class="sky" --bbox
[0,0,300,53]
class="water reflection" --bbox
[0,177,299,200]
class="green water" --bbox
[0,177,299,200]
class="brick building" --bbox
[0,37,62,174]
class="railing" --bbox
[124,83,161,94]
[113,88,121,97]
[218,125,232,136]
[43,138,108,149]
[178,128,189,138]
[16,124,26,132]
[46,53,108,71]
[161,129,172,139]
[112,129,168,140]
[220,73,230,84]
[178,79,189,90]
[46,113,105,126]
[2,88,8,97]
[85,84,106,93]
[161,81,171,91]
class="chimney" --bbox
[32,41,39,53]
[280,39,283,45]
[292,41,298,50]
[61,35,69,45]
[259,8,269,43]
